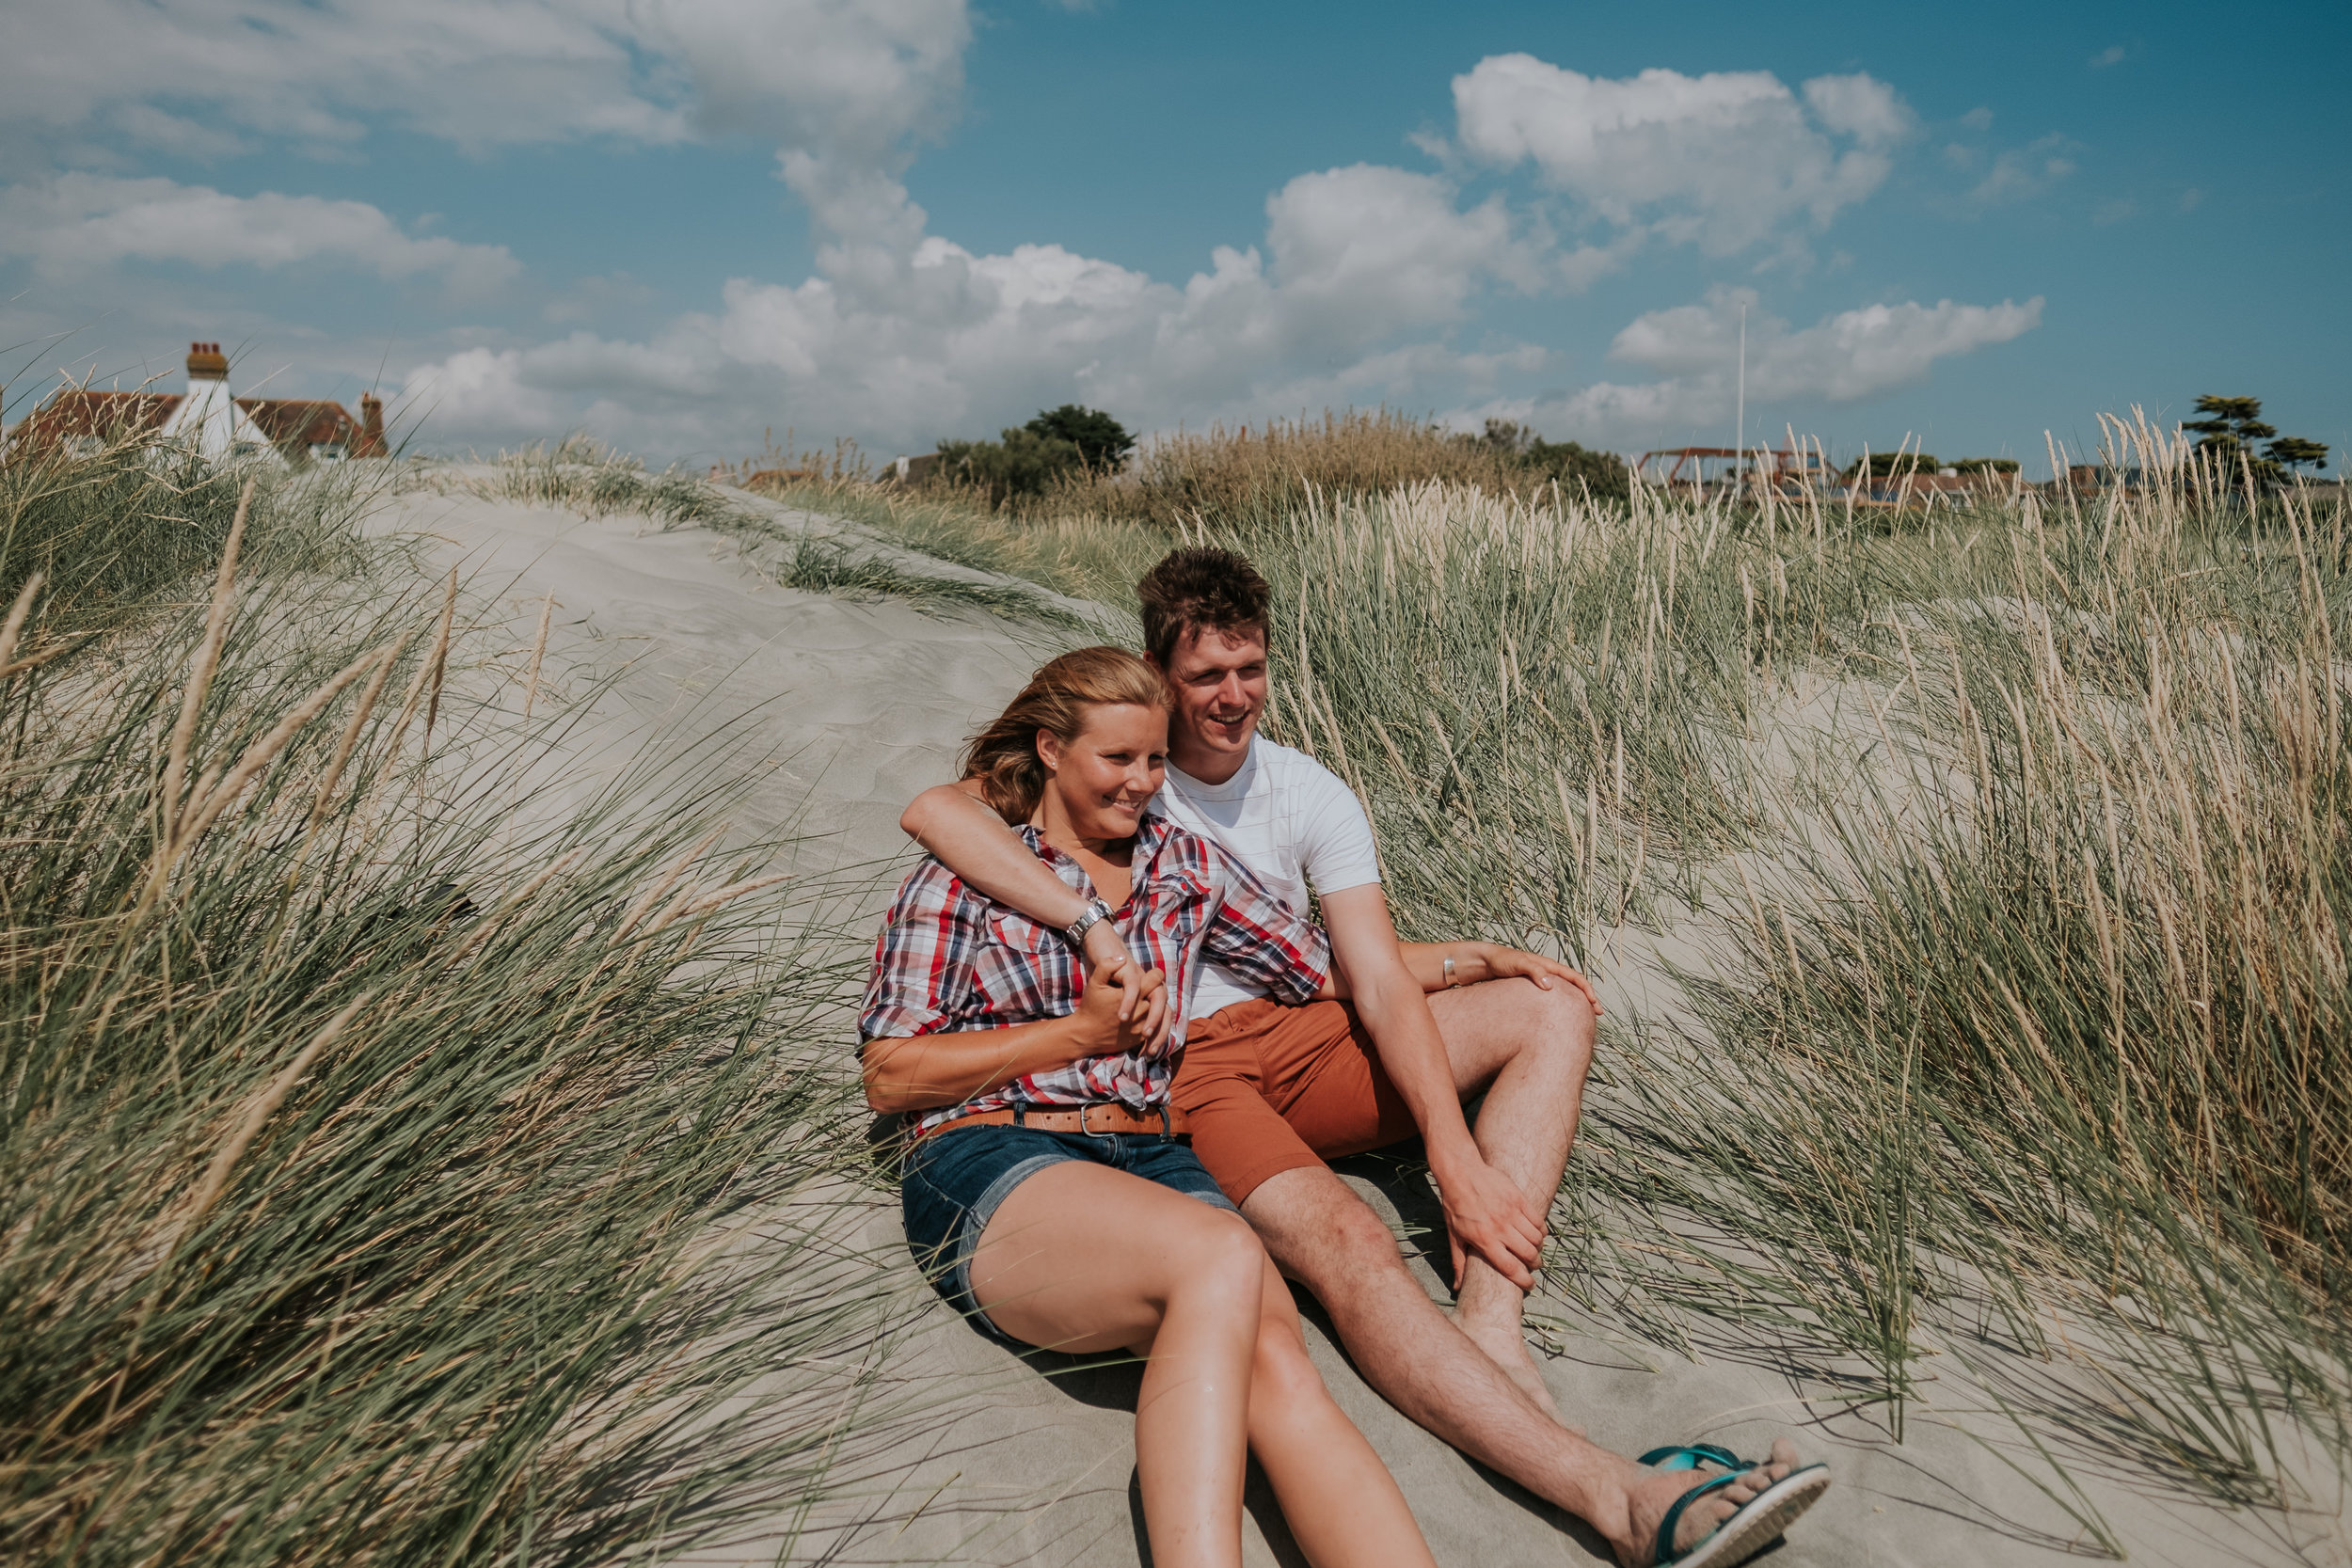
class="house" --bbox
[13,341,388,462]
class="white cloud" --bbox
[1454,286,2042,450]
[3,0,966,181]
[1448,55,1913,254]
[1970,134,2076,206]
[1612,286,2042,400]
[2090,44,2127,69]
[1263,165,1539,340]
[395,164,1551,454]
[0,174,519,293]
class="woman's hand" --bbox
[1083,920,1172,1051]
[1070,952,1165,1058]
[863,958,1168,1114]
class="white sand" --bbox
[367,483,2347,1568]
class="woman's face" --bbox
[1036,702,1168,840]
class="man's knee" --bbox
[1536,982,1596,1069]
[1492,978,1595,1080]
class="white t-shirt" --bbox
[1154,736,1383,1021]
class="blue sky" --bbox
[4,0,2344,475]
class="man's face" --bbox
[1158,624,1268,766]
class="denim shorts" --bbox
[901,1122,1238,1347]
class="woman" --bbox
[861,647,1438,1568]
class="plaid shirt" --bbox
[859,812,1329,1134]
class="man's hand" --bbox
[1430,1147,1547,1291]
[1083,920,1172,1051]
[1476,944,1602,1016]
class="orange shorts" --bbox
[1171,996,1420,1206]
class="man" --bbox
[900,547,1822,1567]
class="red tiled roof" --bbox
[19,389,182,441]
[14,388,369,455]
[238,398,360,449]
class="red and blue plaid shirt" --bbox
[859,812,1329,1133]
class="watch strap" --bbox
[1064,896,1113,948]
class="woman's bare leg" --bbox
[968,1162,1270,1568]
[1241,1259,1439,1568]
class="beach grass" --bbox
[0,434,903,1566]
[809,410,2352,1543]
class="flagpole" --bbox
[1735,302,1747,494]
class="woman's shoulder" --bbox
[884,854,986,922]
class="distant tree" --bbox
[2183,394,2328,487]
[2267,436,2331,480]
[1024,404,1136,471]
[1842,451,1940,480]
[936,426,1085,505]
[929,404,1135,506]
[1948,457,2021,475]
[1473,419,1631,501]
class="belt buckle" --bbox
[1078,1101,1114,1139]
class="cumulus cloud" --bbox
[396,162,1554,454]
[0,174,519,293]
[3,0,965,178]
[1454,286,2042,451]
[395,47,1940,453]
[1448,54,1914,254]
[1613,286,2042,398]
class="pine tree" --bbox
[2183,395,2328,487]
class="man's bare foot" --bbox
[1613,1437,1809,1568]
[1454,1310,1564,1419]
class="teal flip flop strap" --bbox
[1638,1442,1743,1473]
[1647,1451,1756,1566]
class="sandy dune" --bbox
[367,483,2344,1568]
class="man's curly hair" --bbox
[1136,547,1271,665]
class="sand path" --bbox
[365,484,2342,1568]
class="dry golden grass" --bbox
[1090,409,1533,523]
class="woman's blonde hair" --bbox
[961,645,1171,823]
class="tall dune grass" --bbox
[1,436,899,1565]
[1098,409,1538,526]
[841,414,2352,1542]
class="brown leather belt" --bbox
[915,1101,1189,1143]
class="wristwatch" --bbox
[1064,896,1114,950]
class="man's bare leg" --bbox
[1242,1164,1802,1566]
[1425,976,1596,1415]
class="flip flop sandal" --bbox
[1639,1444,1833,1568]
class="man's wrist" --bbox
[1423,1128,1486,1183]
[1063,895,1114,949]
[1442,942,1494,988]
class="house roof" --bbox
[21,389,183,441]
[239,399,360,448]
[15,341,381,459]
